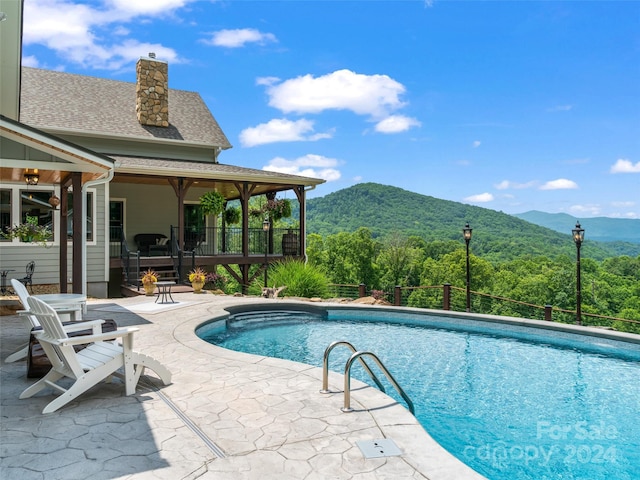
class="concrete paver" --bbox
[0,293,484,479]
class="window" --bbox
[67,191,94,241]
[0,190,10,241]
[109,200,124,241]
[20,189,55,238]
[184,203,205,249]
[185,204,205,232]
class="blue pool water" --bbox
[197,308,640,480]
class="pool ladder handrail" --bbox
[320,341,415,415]
[320,341,386,393]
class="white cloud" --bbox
[202,28,277,48]
[110,40,179,66]
[263,69,407,118]
[256,76,280,86]
[610,158,640,173]
[494,179,536,190]
[239,118,333,147]
[22,0,184,69]
[464,193,494,203]
[22,55,40,68]
[263,154,341,182]
[547,105,573,112]
[611,201,636,208]
[539,179,578,190]
[374,115,421,133]
[107,0,191,16]
[569,204,601,216]
[472,140,481,148]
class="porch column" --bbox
[59,176,71,292]
[72,172,83,293]
[241,182,250,258]
[168,177,192,251]
[295,186,306,259]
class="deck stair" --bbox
[146,267,180,283]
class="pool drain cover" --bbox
[356,439,402,458]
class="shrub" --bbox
[264,259,329,298]
[205,271,227,291]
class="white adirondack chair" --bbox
[20,296,172,414]
[4,278,85,363]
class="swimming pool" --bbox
[197,306,640,480]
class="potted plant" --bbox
[223,206,241,225]
[141,269,158,296]
[2,215,52,246]
[199,190,225,216]
[249,197,292,221]
[189,267,207,293]
[267,198,292,221]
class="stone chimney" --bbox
[135,53,169,127]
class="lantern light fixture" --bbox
[24,169,39,185]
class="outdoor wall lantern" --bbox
[463,222,473,313]
[24,169,39,185]
[572,221,585,325]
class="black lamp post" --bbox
[463,222,473,313]
[572,221,585,325]
[263,216,270,287]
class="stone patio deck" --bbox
[0,293,484,479]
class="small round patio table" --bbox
[33,293,87,320]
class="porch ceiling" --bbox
[1,115,114,185]
[0,167,107,185]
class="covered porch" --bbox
[107,155,324,293]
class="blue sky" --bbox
[20,0,640,218]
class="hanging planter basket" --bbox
[223,206,241,225]
[199,191,225,216]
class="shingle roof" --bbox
[110,155,325,198]
[111,155,324,185]
[19,67,232,149]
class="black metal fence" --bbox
[109,226,301,258]
[329,283,639,330]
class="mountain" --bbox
[514,211,640,244]
[304,183,640,261]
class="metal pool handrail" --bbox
[342,351,415,415]
[320,341,386,393]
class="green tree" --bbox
[306,233,326,267]
[419,250,494,292]
[377,233,424,289]
[323,228,380,286]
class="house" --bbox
[0,3,324,297]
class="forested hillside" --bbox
[305,183,640,261]
[514,210,640,244]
